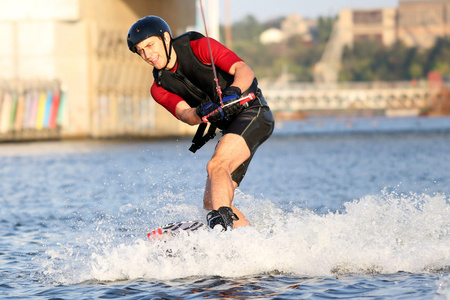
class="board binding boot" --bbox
[206,206,239,231]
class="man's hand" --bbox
[221,86,243,116]
[196,102,224,123]
[196,86,251,123]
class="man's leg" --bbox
[203,133,251,228]
[204,178,250,228]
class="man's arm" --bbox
[228,61,255,93]
[175,101,202,125]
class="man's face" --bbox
[135,33,170,70]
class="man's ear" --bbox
[163,32,171,43]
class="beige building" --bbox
[315,0,450,83]
[281,14,314,42]
[398,0,450,48]
[339,8,397,48]
[0,0,196,139]
[260,28,284,44]
[339,0,450,49]
[260,14,316,45]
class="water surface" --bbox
[1,116,449,299]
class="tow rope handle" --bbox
[202,92,255,123]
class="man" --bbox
[127,16,274,231]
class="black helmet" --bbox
[127,16,172,53]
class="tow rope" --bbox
[199,0,223,106]
[189,0,253,153]
[189,0,220,153]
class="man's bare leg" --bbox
[203,133,251,228]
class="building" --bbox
[339,8,397,48]
[339,0,450,49]
[260,28,285,44]
[398,0,450,48]
[281,14,314,42]
[260,14,317,45]
[315,0,450,83]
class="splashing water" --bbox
[40,190,449,284]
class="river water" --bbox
[1,116,449,299]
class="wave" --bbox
[40,190,450,284]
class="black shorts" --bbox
[221,92,274,185]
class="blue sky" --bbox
[220,0,399,22]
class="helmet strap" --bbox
[162,34,173,70]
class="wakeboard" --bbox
[147,220,207,240]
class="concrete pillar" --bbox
[0,0,198,139]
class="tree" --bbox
[426,38,450,78]
[339,38,450,82]
[226,14,335,81]
[316,16,334,44]
[221,14,450,82]
[231,15,264,43]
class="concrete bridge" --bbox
[261,81,440,117]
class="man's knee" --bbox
[206,156,229,176]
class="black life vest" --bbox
[152,31,259,152]
[152,31,235,107]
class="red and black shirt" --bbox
[150,32,243,118]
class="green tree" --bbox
[340,35,450,82]
[426,38,450,77]
[316,16,334,44]
[231,15,263,43]
[224,14,335,81]
[221,14,450,82]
